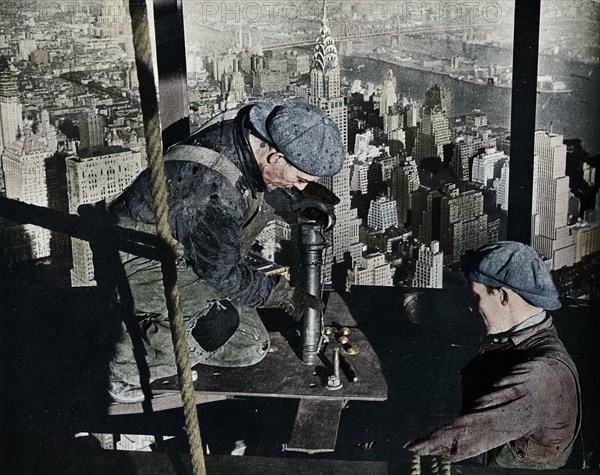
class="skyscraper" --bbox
[531,132,575,269]
[251,69,288,96]
[309,0,361,283]
[287,51,310,76]
[320,156,363,282]
[309,3,340,104]
[572,189,600,264]
[412,240,443,289]
[582,161,595,187]
[379,155,400,182]
[451,133,497,181]
[346,252,393,289]
[212,52,236,82]
[67,145,143,286]
[79,112,106,149]
[367,196,398,231]
[421,184,497,264]
[465,111,487,129]
[380,69,397,117]
[0,56,23,154]
[96,0,129,38]
[471,147,508,187]
[391,156,420,227]
[423,84,452,118]
[350,158,383,196]
[308,0,348,147]
[353,130,374,158]
[350,160,370,194]
[1,128,52,262]
[225,60,246,108]
[255,219,291,263]
[413,105,451,164]
[495,159,510,212]
[404,101,420,128]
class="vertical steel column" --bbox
[299,220,326,365]
[153,0,190,149]
[507,0,541,244]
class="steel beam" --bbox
[152,0,190,149]
[507,0,541,244]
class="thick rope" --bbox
[128,1,205,474]
[410,455,421,475]
[440,457,452,475]
[430,456,439,474]
[408,456,451,475]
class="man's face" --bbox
[470,282,505,334]
[250,134,318,191]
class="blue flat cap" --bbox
[248,101,344,177]
[464,241,561,310]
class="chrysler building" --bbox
[308,0,347,146]
[309,0,360,284]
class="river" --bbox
[342,51,600,154]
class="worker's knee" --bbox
[189,307,270,368]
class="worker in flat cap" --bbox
[405,241,581,469]
[100,101,344,402]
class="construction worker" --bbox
[102,101,344,403]
[405,241,580,469]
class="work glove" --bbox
[299,182,340,206]
[297,182,340,227]
[263,277,324,321]
[286,182,340,228]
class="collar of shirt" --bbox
[488,310,548,344]
[232,107,268,196]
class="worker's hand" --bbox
[403,435,457,460]
[286,183,339,230]
[263,277,324,321]
[287,285,324,321]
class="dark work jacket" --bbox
[408,316,580,468]
[108,115,278,307]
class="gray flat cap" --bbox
[248,101,344,177]
[464,241,561,310]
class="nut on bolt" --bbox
[326,347,343,391]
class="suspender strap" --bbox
[165,144,242,186]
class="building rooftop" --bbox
[75,145,130,160]
[3,128,48,157]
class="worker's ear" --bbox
[500,287,510,305]
[266,151,284,164]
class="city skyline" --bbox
[0,0,598,297]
